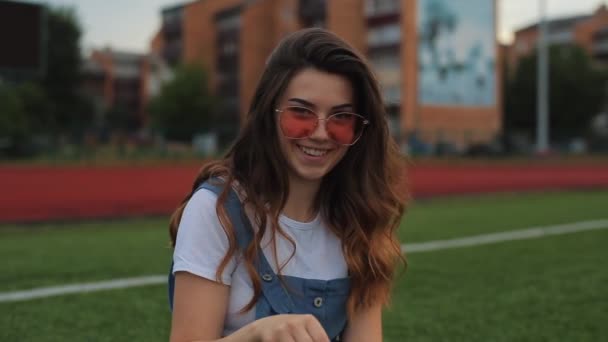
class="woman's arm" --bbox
[170,272,330,342]
[341,303,383,342]
[170,272,232,341]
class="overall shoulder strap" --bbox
[195,179,254,249]
[170,178,296,314]
[205,181,296,314]
[255,249,297,314]
[169,178,253,310]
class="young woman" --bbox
[168,28,407,342]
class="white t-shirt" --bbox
[172,188,348,336]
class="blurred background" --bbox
[1,0,607,341]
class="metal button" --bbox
[313,297,323,308]
[261,273,273,282]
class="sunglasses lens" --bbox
[327,113,365,145]
[279,107,366,145]
[280,107,317,139]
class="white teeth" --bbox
[298,145,328,157]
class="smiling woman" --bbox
[274,68,365,182]
[167,28,407,342]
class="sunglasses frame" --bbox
[275,106,370,146]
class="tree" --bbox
[0,85,29,156]
[15,82,54,135]
[0,85,28,138]
[105,105,132,133]
[0,82,62,157]
[504,44,607,142]
[148,64,216,142]
[1,6,91,157]
[42,6,94,138]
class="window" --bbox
[222,41,237,55]
[384,84,401,104]
[365,0,400,16]
[368,23,401,47]
[548,30,573,45]
[515,40,528,54]
[593,40,608,54]
[298,0,327,27]
[369,49,400,70]
[215,7,241,119]
[162,7,183,26]
[217,15,241,31]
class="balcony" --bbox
[367,23,401,50]
[162,5,183,39]
[163,19,182,39]
[365,0,400,18]
[593,39,608,58]
[162,40,182,67]
[593,26,608,57]
[298,0,327,27]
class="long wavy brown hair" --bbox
[169,28,408,317]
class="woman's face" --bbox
[275,67,353,183]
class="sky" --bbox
[39,0,608,53]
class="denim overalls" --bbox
[169,181,351,341]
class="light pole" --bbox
[536,0,550,154]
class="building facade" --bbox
[82,49,151,131]
[509,5,608,67]
[150,0,502,149]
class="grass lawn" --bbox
[1,190,607,341]
[385,229,608,341]
[0,219,172,292]
[400,190,608,242]
[1,285,171,342]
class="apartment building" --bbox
[150,0,501,148]
[82,49,151,130]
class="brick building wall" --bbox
[149,30,164,57]
[574,6,608,54]
[85,50,149,129]
[240,0,283,120]
[151,0,503,148]
[182,0,243,90]
[328,0,366,53]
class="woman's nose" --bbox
[309,116,331,141]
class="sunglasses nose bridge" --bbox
[308,115,332,141]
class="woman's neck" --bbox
[282,174,321,222]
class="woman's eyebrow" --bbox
[288,98,316,108]
[287,98,353,110]
[332,103,354,111]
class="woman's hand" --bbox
[248,314,330,342]
[170,271,330,342]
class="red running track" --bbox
[1,162,607,223]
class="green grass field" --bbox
[1,191,607,341]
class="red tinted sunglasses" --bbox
[276,106,370,146]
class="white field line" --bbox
[0,275,166,303]
[1,219,607,304]
[402,219,608,253]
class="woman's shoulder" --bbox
[184,178,249,226]
[196,176,248,202]
[173,181,238,285]
[187,184,220,210]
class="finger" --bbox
[303,315,330,342]
[292,322,314,342]
[277,325,297,342]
